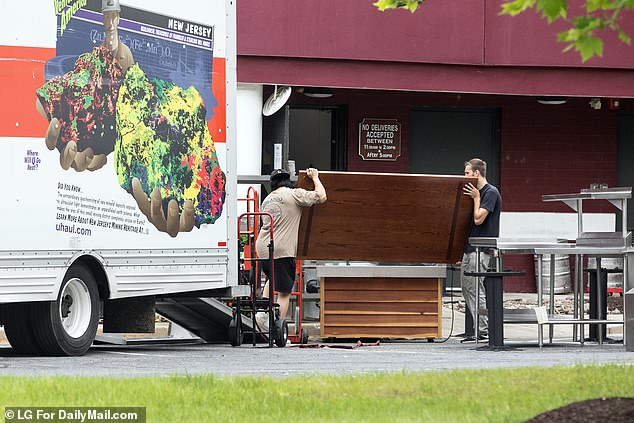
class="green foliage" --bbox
[1,365,634,422]
[558,14,606,61]
[500,0,632,61]
[373,0,425,12]
[374,0,634,62]
[536,0,568,22]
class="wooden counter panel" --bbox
[296,171,475,263]
[324,302,439,313]
[324,314,439,325]
[324,290,438,303]
[320,276,442,339]
[321,277,442,291]
[323,327,440,338]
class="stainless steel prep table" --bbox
[540,187,632,346]
[533,245,633,346]
[542,187,631,238]
[468,238,572,347]
[469,237,633,347]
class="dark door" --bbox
[409,108,500,186]
[289,106,347,172]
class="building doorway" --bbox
[409,107,500,186]
[262,105,347,176]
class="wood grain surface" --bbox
[296,171,475,263]
[320,277,441,338]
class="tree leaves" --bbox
[559,28,605,61]
[536,0,567,22]
[500,0,632,61]
[373,0,425,12]
[501,0,537,16]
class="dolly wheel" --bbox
[300,327,309,344]
[274,319,288,347]
[228,316,243,347]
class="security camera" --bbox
[589,98,602,110]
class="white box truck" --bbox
[0,0,240,355]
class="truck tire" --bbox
[3,303,43,355]
[31,263,100,356]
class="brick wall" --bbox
[500,97,618,213]
[499,96,619,291]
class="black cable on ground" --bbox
[430,264,460,343]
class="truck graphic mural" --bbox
[0,0,237,356]
[35,0,226,237]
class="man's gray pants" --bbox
[460,251,490,333]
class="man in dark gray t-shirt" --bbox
[460,158,502,340]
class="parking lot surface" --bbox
[1,297,631,377]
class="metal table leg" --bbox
[573,254,580,342]
[549,253,555,344]
[625,252,630,348]
[537,254,543,348]
[596,258,603,345]
[464,270,525,351]
[579,255,585,345]
[475,247,481,344]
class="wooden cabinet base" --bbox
[320,276,442,339]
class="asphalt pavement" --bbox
[0,294,632,377]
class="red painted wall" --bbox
[238,2,634,96]
[485,1,634,68]
[238,0,485,64]
[499,98,619,213]
[238,0,634,68]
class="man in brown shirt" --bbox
[256,168,327,326]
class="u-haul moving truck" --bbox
[0,0,238,355]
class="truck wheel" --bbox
[32,263,100,356]
[300,327,309,344]
[3,303,43,355]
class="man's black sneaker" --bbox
[453,332,472,338]
[460,333,488,343]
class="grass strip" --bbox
[1,364,633,422]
